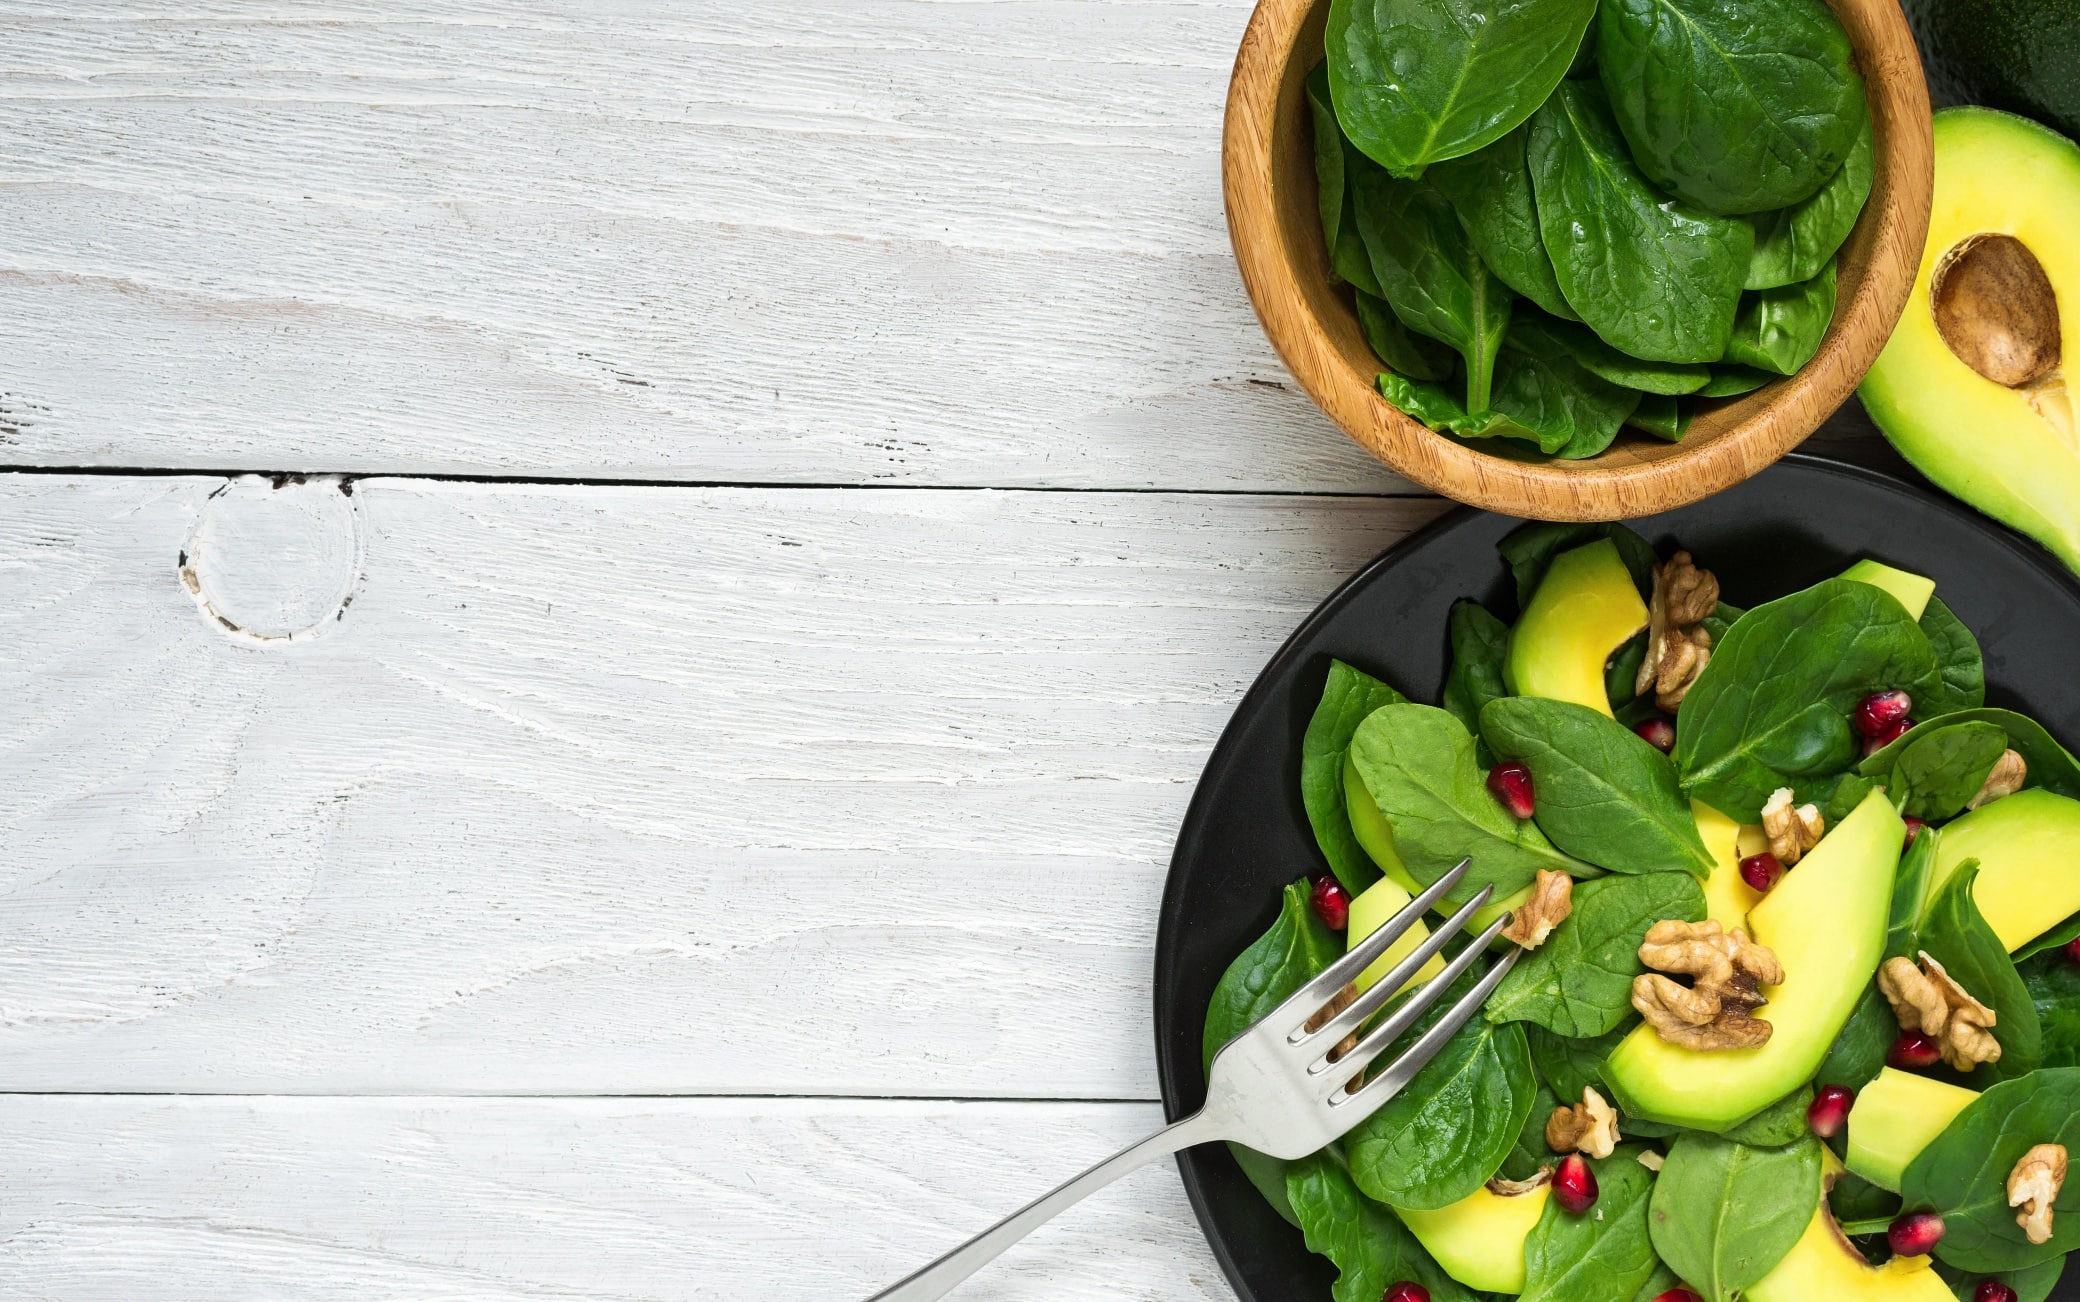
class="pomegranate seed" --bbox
[1855,690,1915,738]
[1889,1211,1946,1257]
[1975,1282,2020,1302]
[1652,1292,1704,1302]
[1808,1084,1855,1138]
[1488,762,1535,820]
[1739,852,1785,893]
[1864,718,1914,756]
[1634,717,1677,752]
[2063,936,2080,967]
[1311,876,1351,932]
[1383,1285,1430,1302]
[1552,1153,1598,1214]
[1903,816,1926,847]
[1889,1030,1943,1070]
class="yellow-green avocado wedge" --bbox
[1844,1067,1978,1192]
[1929,788,2080,951]
[1747,1152,1954,1301]
[1394,1180,1550,1294]
[1602,789,1905,1130]
[1839,559,1936,621]
[1861,108,2080,574]
[1505,539,1647,717]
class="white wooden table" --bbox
[0,5,1898,1298]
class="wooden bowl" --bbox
[1223,0,1934,519]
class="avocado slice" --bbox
[1929,788,2080,950]
[1839,559,1937,621]
[1347,877,1449,995]
[1394,1178,1550,1294]
[1862,109,2080,575]
[1844,1067,1979,1192]
[1505,539,1648,717]
[1602,789,1905,1130]
[1693,799,1767,929]
[1747,1151,1956,1301]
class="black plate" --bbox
[1154,455,2080,1302]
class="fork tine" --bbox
[1265,858,1470,1037]
[1313,908,1512,1094]
[1298,883,1493,1056]
[1330,927,1523,1109]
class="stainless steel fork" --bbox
[865,858,1519,1301]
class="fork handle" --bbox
[863,1108,1224,1301]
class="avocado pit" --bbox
[1931,233,2062,387]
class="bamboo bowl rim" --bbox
[1222,0,1935,520]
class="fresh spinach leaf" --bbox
[1288,1152,1478,1302]
[1825,772,1885,826]
[1723,1085,1815,1147]
[2020,950,2080,1070]
[1673,578,1942,822]
[2018,913,2080,963]
[1428,126,1582,322]
[1487,871,1707,1036]
[1379,372,1514,439]
[1482,696,1717,878]
[1527,79,1752,364]
[1608,630,1650,719]
[1525,311,1712,395]
[1819,984,1900,1094]
[1631,1264,1683,1302]
[1326,0,1596,177]
[1693,366,1775,398]
[1522,1144,1662,1301]
[1647,1132,1823,1302]
[1499,522,1658,608]
[1627,393,1689,442]
[1901,1067,2080,1272]
[1348,703,1593,905]
[1830,1169,1903,1225]
[1503,1081,1566,1180]
[1889,824,1942,959]
[1347,970,1539,1209]
[1352,168,1515,412]
[1356,289,1456,382]
[1863,709,2080,802]
[1746,116,1875,290]
[1302,660,1410,892]
[1920,861,2042,1083]
[1936,1256,2069,1302]
[1722,259,1838,376]
[1527,1022,1631,1101]
[1442,600,1512,764]
[1597,0,1867,214]
[1918,597,1988,718]
[1882,720,2010,821]
[1308,62,1386,298]
[1488,317,1644,457]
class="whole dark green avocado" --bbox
[1903,0,2080,141]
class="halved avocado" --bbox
[1602,789,1905,1130]
[1394,1179,1549,1294]
[1929,788,2080,950]
[1747,1152,1954,1301]
[1694,799,1766,929]
[1844,1067,1979,1192]
[1348,877,1450,994]
[1862,108,2080,575]
[1840,559,1937,621]
[1345,752,1534,928]
[1505,539,1648,717]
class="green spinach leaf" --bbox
[1347,970,1539,1209]
[1503,1080,1566,1180]
[1597,0,1866,214]
[1428,126,1582,321]
[1647,1132,1823,1301]
[1901,1067,2080,1272]
[1522,1144,1662,1301]
[1723,1085,1815,1147]
[1302,660,1410,892]
[1917,597,1988,718]
[2020,950,2080,1070]
[1694,366,1775,398]
[1327,0,1596,177]
[1631,1264,1683,1302]
[1527,1022,1631,1101]
[1527,79,1752,364]
[2018,913,2080,963]
[1722,259,1838,376]
[1481,696,1717,878]
[1920,861,2042,1083]
[1288,1153,1478,1302]
[1882,720,2010,821]
[1349,703,1593,905]
[1489,317,1644,457]
[1825,771,1885,826]
[1308,62,1386,298]
[1528,312,1712,395]
[1935,1256,2069,1302]
[1862,709,2080,802]
[1747,116,1875,290]
[1352,167,1515,411]
[1379,372,1514,438]
[1818,985,1899,1094]
[1487,871,1707,1036]
[1442,600,1512,764]
[1499,521,1658,607]
[1356,289,1456,382]
[1889,824,1942,959]
[1627,393,1689,442]
[1673,578,1942,821]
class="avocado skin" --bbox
[1903,0,2080,141]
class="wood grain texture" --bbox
[0,473,1446,1095]
[1222,0,1934,519]
[0,1094,1228,1301]
[0,0,1412,493]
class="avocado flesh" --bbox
[1345,753,1533,929]
[1505,540,1647,717]
[1347,877,1449,995]
[1694,799,1766,929]
[1928,788,2080,950]
[1747,1153,1954,1302]
[1602,789,1904,1130]
[1840,560,1937,621]
[1862,108,2080,575]
[1394,1180,1548,1294]
[1844,1067,1979,1192]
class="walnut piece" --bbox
[1502,870,1574,950]
[1637,1149,1665,1173]
[1637,552,1720,708]
[1304,982,1364,1091]
[1877,952,2001,1070]
[1969,749,2029,810]
[1546,1086,1621,1160]
[1487,1168,1553,1198]
[1632,919,1784,1050]
[1761,787,1826,866]
[2010,1144,2067,1245]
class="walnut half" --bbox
[1632,919,1784,1050]
[1761,787,1825,866]
[1501,870,1574,950]
[1877,952,2001,1070]
[1546,1086,1621,1160]
[2010,1143,2068,1245]
[1637,552,1720,710]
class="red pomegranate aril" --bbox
[1488,762,1536,820]
[1889,1211,1946,1257]
[2063,935,2080,967]
[1974,1282,2020,1302]
[1553,1153,1598,1215]
[1311,876,1351,932]
[1634,716,1677,752]
[1651,1291,1704,1302]
[1903,816,1927,847]
[1739,852,1785,893]
[1808,1084,1855,1138]
[1855,690,1915,738]
[1383,1284,1431,1302]
[1889,1030,1943,1070]
[1864,718,1914,756]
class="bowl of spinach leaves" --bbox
[1223,0,1934,519]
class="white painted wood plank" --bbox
[0,474,1446,1094]
[0,1,1405,492]
[0,1095,1233,1301]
